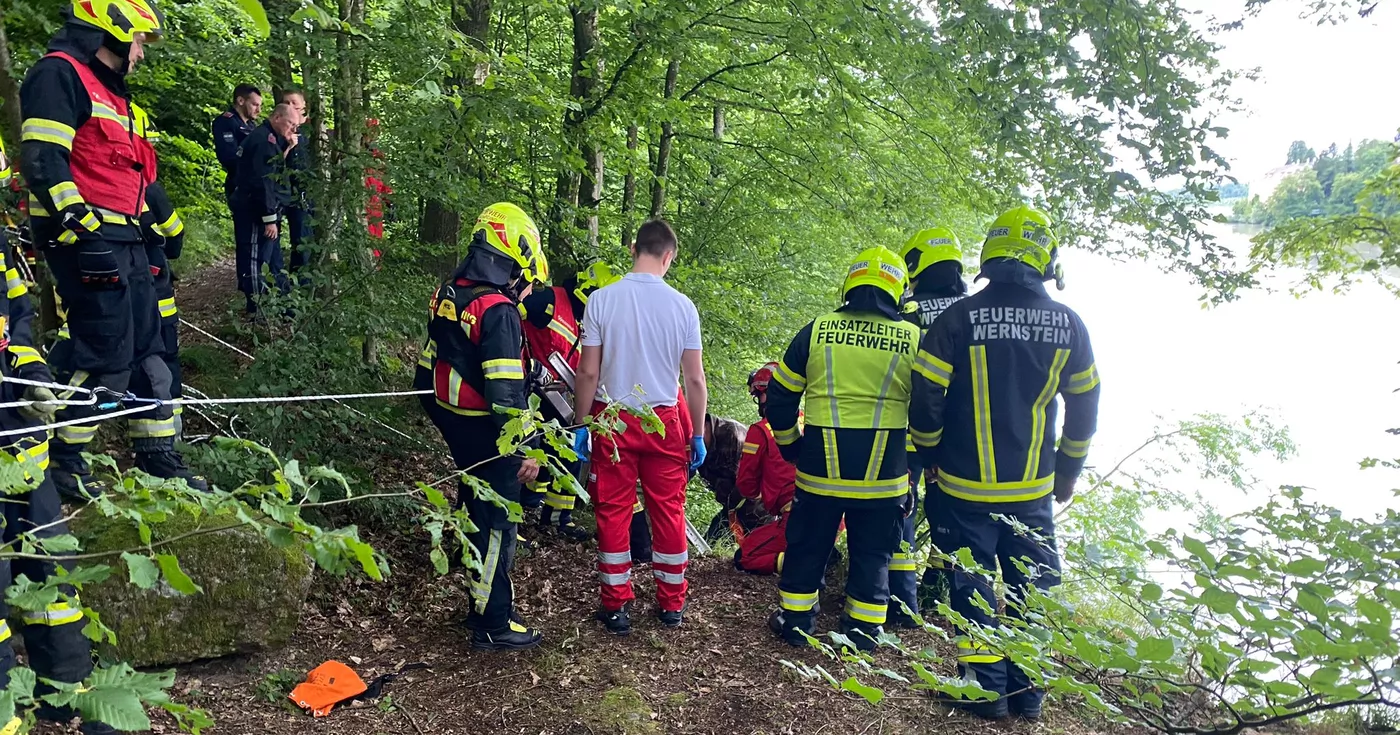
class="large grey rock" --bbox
[73,511,313,667]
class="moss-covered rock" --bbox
[72,510,313,667]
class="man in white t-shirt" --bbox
[573,219,708,636]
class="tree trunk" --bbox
[650,59,679,219]
[548,2,600,263]
[700,105,723,211]
[621,124,638,249]
[265,0,296,99]
[417,0,490,272]
[0,9,21,144]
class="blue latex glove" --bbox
[573,427,591,461]
[689,436,707,472]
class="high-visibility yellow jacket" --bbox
[767,303,919,501]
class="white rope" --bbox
[1,376,96,395]
[167,389,431,406]
[179,318,255,360]
[0,403,156,438]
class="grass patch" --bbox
[576,686,658,735]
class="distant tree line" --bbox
[1232,138,1398,225]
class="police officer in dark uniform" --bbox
[911,205,1100,721]
[212,84,261,209]
[19,0,202,497]
[895,226,968,624]
[276,88,314,277]
[766,246,919,652]
[232,103,295,314]
[414,202,548,651]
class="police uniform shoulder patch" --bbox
[221,111,233,118]
[268,133,277,144]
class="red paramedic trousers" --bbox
[591,401,691,612]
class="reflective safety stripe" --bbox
[5,268,26,299]
[418,340,436,369]
[600,570,632,586]
[92,208,132,225]
[598,550,631,565]
[9,440,51,477]
[481,358,524,380]
[796,471,908,500]
[1059,435,1092,459]
[742,442,760,455]
[905,433,915,453]
[822,428,840,478]
[154,211,185,237]
[261,213,279,224]
[653,550,688,565]
[889,552,917,572]
[1065,363,1099,394]
[59,371,89,401]
[470,529,502,614]
[23,601,84,627]
[129,416,178,438]
[773,360,806,393]
[958,640,1004,664]
[0,620,10,643]
[776,552,785,572]
[772,423,800,446]
[22,118,76,148]
[911,427,942,448]
[56,424,98,445]
[844,597,887,625]
[28,194,50,217]
[547,317,577,344]
[822,346,839,428]
[1023,348,1069,481]
[937,469,1054,504]
[779,589,819,612]
[633,501,645,513]
[653,569,685,585]
[8,345,44,367]
[544,491,575,510]
[864,429,888,483]
[434,399,490,417]
[868,355,900,428]
[913,350,953,387]
[48,181,84,211]
[969,345,996,482]
[89,101,133,131]
[159,297,178,318]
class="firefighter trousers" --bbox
[944,492,1060,707]
[906,453,953,605]
[590,403,689,613]
[0,412,94,695]
[776,490,903,641]
[44,238,177,473]
[422,400,522,632]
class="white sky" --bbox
[1190,1,1400,184]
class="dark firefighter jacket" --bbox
[521,285,582,377]
[910,260,1100,504]
[233,120,290,225]
[1,232,52,386]
[903,282,966,454]
[766,286,918,502]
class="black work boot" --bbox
[50,453,104,502]
[132,439,209,492]
[597,603,632,637]
[838,620,882,652]
[470,619,543,651]
[941,695,1010,721]
[555,520,592,543]
[657,602,686,629]
[888,609,921,630]
[36,705,121,734]
[767,610,814,647]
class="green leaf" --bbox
[1284,557,1325,576]
[429,547,448,575]
[1140,583,1163,602]
[1201,587,1238,614]
[348,539,384,581]
[155,554,202,595]
[39,534,81,553]
[1136,637,1175,662]
[121,553,160,590]
[839,676,884,705]
[6,667,35,700]
[1182,536,1217,568]
[65,686,151,732]
[234,0,271,37]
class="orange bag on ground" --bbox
[289,661,368,717]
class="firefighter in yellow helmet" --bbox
[910,205,1099,721]
[895,226,970,624]
[519,260,620,541]
[766,247,920,651]
[18,0,202,502]
[414,202,548,651]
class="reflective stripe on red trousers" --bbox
[590,402,691,612]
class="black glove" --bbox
[901,486,916,518]
[77,242,121,288]
[57,206,102,246]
